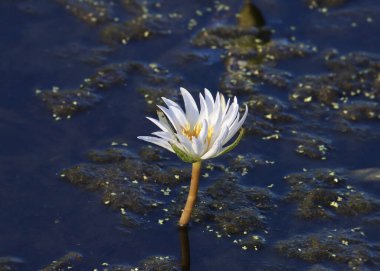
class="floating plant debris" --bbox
[62,146,190,225]
[37,61,182,118]
[171,179,276,239]
[276,228,380,270]
[283,169,379,219]
[40,252,83,271]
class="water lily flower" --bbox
[138,87,248,226]
[138,87,248,163]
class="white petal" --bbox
[223,102,239,128]
[201,126,229,159]
[191,137,203,157]
[198,93,209,123]
[198,119,208,144]
[204,88,214,115]
[201,141,222,160]
[175,134,196,157]
[147,117,170,133]
[235,104,248,130]
[210,92,221,125]
[162,97,183,111]
[168,105,188,128]
[209,112,223,146]
[208,94,225,145]
[180,87,199,127]
[224,104,248,144]
[157,105,182,132]
[215,125,229,146]
[220,93,226,112]
[221,97,231,119]
[152,131,175,141]
[157,111,176,133]
[223,114,240,144]
[137,136,174,153]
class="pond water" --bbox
[1,0,380,270]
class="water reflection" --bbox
[179,226,190,271]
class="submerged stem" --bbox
[179,161,202,227]
[179,226,190,271]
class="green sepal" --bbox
[217,128,245,157]
[171,144,199,163]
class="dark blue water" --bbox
[1,0,380,270]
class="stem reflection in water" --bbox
[179,226,190,271]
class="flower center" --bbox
[182,123,201,140]
[182,123,214,143]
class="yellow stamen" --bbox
[182,123,202,140]
[207,127,214,143]
[182,122,214,143]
